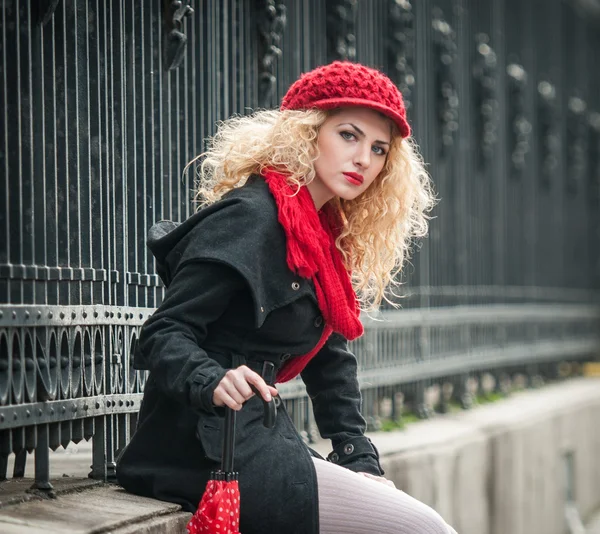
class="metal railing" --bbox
[281,301,600,438]
[1,298,598,493]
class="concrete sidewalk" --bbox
[1,377,599,533]
[588,510,600,534]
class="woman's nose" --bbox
[353,143,371,169]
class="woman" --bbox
[117,61,456,534]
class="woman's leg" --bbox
[313,458,458,534]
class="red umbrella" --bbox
[187,407,241,534]
[188,382,276,534]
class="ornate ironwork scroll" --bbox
[387,0,415,112]
[566,96,588,195]
[257,1,287,108]
[506,62,531,180]
[537,80,559,190]
[472,33,498,169]
[432,8,458,157]
[163,0,194,70]
[326,0,358,62]
[0,305,149,489]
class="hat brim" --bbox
[308,97,411,138]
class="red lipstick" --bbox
[343,172,364,185]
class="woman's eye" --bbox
[372,145,386,156]
[340,131,355,141]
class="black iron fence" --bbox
[1,0,600,496]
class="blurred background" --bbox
[0,1,599,533]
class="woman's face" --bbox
[308,107,392,209]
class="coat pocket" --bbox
[195,411,224,463]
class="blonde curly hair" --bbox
[187,108,436,310]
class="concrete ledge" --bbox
[0,485,191,534]
[112,510,192,534]
[1,378,599,533]
[360,377,600,534]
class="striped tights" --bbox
[313,458,458,534]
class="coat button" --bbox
[330,452,339,463]
[343,444,354,455]
[314,316,323,328]
[291,282,300,290]
[281,353,291,362]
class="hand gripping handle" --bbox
[221,361,278,473]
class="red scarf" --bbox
[261,170,364,383]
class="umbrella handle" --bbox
[257,360,277,429]
[250,385,277,429]
[221,371,278,472]
[222,407,237,473]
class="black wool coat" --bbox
[116,176,383,534]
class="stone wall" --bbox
[316,378,600,534]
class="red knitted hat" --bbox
[281,61,411,138]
